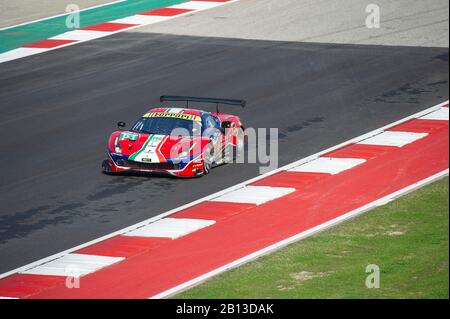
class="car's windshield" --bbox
[130,117,201,136]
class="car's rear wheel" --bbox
[224,128,245,163]
[235,128,245,160]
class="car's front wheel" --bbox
[102,159,112,174]
[235,128,245,160]
[203,143,214,175]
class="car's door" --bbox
[202,114,224,161]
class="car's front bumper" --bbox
[103,152,204,177]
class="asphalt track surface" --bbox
[0,32,448,274]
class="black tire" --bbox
[102,159,112,174]
[223,143,234,164]
[223,128,245,163]
[235,128,245,160]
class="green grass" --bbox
[176,177,449,299]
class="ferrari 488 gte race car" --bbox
[102,96,246,178]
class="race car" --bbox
[102,96,246,177]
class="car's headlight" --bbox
[114,136,122,154]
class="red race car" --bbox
[102,96,246,177]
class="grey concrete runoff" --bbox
[133,0,449,47]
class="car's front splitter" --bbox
[104,153,204,178]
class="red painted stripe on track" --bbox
[23,39,76,48]
[323,144,395,160]
[82,22,137,32]
[75,236,170,258]
[171,201,255,221]
[0,274,65,298]
[250,172,329,188]
[388,118,449,133]
[140,8,192,16]
[22,121,447,298]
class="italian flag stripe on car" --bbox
[129,134,154,161]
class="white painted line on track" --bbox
[419,107,449,121]
[170,1,224,10]
[20,253,124,277]
[210,186,295,205]
[358,131,428,147]
[50,30,110,41]
[111,15,170,25]
[0,100,447,281]
[288,157,366,175]
[0,47,48,63]
[123,218,215,239]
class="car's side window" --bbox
[202,114,221,138]
[211,116,221,130]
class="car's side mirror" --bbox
[221,121,232,129]
[117,121,126,130]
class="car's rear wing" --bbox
[160,95,246,113]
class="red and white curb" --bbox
[0,101,448,298]
[151,169,449,299]
[0,0,240,64]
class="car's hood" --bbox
[109,131,205,163]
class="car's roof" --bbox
[145,107,205,117]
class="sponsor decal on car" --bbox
[143,112,201,122]
[119,132,138,141]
